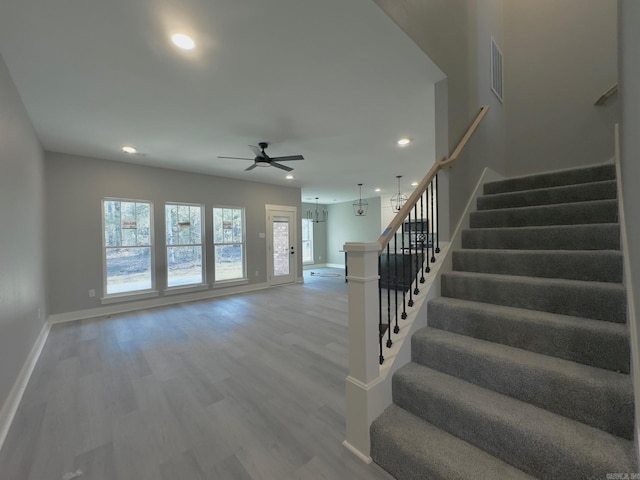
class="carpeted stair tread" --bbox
[392,363,636,479]
[441,271,626,323]
[477,179,617,210]
[371,164,634,478]
[410,327,633,438]
[452,248,622,283]
[469,199,618,228]
[483,164,616,195]
[427,297,630,373]
[370,404,535,480]
[462,224,620,250]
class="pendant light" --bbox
[307,197,328,223]
[390,175,407,212]
[352,184,368,216]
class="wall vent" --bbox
[491,36,504,103]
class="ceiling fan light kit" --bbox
[352,183,368,216]
[307,197,328,223]
[218,142,304,172]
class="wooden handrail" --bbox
[594,83,618,106]
[378,105,490,251]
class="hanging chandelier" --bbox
[390,175,407,212]
[352,184,368,216]
[307,197,328,223]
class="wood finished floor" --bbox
[0,269,393,480]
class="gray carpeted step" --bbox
[427,297,630,373]
[461,224,620,250]
[410,327,634,438]
[470,199,618,228]
[483,164,616,195]
[392,363,636,479]
[477,180,617,210]
[452,249,623,283]
[441,271,626,323]
[372,164,633,478]
[370,404,535,480]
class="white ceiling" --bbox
[0,0,444,204]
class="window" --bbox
[103,199,153,295]
[302,218,314,264]
[213,207,246,282]
[165,203,204,288]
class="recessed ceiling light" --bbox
[397,137,411,147]
[285,174,294,180]
[171,33,195,50]
[374,188,381,192]
[411,182,419,187]
[122,146,137,154]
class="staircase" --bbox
[370,164,637,479]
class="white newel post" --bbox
[342,241,381,463]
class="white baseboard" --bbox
[0,319,50,452]
[303,263,328,270]
[325,263,345,269]
[342,440,372,464]
[49,281,270,324]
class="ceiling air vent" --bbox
[491,36,504,103]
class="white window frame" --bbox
[165,202,206,290]
[302,218,314,265]
[213,205,247,284]
[101,197,157,302]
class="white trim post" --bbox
[343,241,381,462]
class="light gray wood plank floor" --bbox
[0,268,394,480]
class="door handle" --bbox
[290,246,295,255]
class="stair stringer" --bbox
[344,167,503,462]
[615,125,640,463]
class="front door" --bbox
[266,206,297,285]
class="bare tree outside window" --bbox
[103,199,153,294]
[213,207,246,281]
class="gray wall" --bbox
[0,54,47,408]
[619,0,640,444]
[373,0,507,235]
[45,152,301,315]
[504,0,619,176]
[327,197,382,266]
[302,202,327,265]
[374,0,618,228]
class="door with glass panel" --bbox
[266,207,297,285]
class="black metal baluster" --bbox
[419,193,426,282]
[386,244,392,348]
[435,173,440,254]
[430,177,436,263]
[378,255,384,364]
[413,202,420,295]
[401,222,407,319]
[407,210,414,308]
[393,232,400,333]
[425,189,431,273]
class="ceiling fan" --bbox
[218,142,304,172]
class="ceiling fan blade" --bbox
[270,155,304,162]
[217,156,253,160]
[270,162,293,172]
[248,145,266,159]
[245,163,258,171]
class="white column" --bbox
[343,241,381,462]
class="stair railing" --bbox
[375,105,489,364]
[594,83,618,106]
[343,105,489,461]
